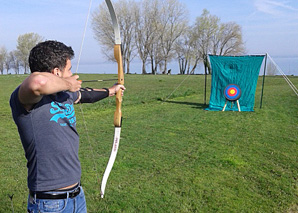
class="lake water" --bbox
[269,56,298,76]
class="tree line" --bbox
[92,0,245,75]
[0,33,43,75]
[1,0,245,75]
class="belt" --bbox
[29,186,81,200]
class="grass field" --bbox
[0,74,297,212]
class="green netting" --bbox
[206,55,265,111]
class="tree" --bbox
[5,51,13,74]
[16,33,43,74]
[210,22,245,56]
[140,0,163,74]
[9,51,21,74]
[157,0,188,74]
[92,0,137,74]
[92,0,188,75]
[174,28,192,74]
[174,25,204,75]
[119,0,138,74]
[133,0,158,74]
[192,9,219,75]
[191,9,245,75]
[135,0,188,75]
[0,46,8,75]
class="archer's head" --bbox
[29,40,74,74]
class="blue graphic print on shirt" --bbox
[50,101,76,126]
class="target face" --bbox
[224,84,241,101]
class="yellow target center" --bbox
[230,89,236,95]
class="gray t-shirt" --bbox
[10,87,81,191]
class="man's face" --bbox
[60,59,73,78]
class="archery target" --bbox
[224,84,241,101]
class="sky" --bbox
[0,0,297,73]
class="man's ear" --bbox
[52,68,61,77]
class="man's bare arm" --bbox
[18,72,81,110]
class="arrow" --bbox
[80,78,118,83]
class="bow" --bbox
[100,0,124,198]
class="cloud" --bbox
[253,0,298,17]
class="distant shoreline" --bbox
[2,56,297,76]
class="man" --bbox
[10,40,125,212]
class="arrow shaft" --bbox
[81,79,118,83]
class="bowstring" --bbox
[75,0,93,74]
[75,0,101,186]
[162,69,195,103]
[162,74,192,103]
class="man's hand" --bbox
[65,75,82,92]
[108,84,126,97]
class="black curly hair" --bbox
[29,40,74,73]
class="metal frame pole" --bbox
[260,53,268,109]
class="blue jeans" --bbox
[27,186,87,213]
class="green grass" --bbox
[0,74,297,212]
